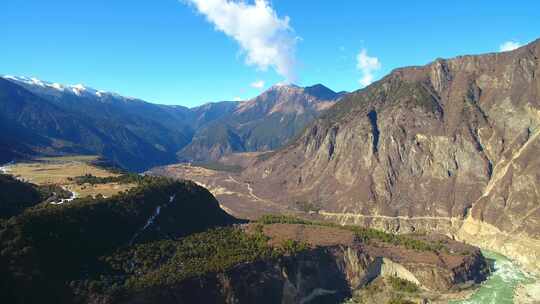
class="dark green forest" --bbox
[0,176,455,304]
[0,175,238,303]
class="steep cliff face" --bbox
[117,248,352,304]
[236,39,540,272]
[246,39,538,215]
[152,40,540,274]
[116,239,487,304]
[156,40,540,272]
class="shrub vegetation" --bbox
[70,173,145,185]
[388,276,419,293]
[257,215,446,252]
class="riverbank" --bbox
[515,281,540,304]
[450,251,539,304]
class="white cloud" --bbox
[233,96,242,101]
[184,0,298,82]
[499,41,521,52]
[250,80,265,89]
[356,48,381,87]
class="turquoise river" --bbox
[450,250,537,304]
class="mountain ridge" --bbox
[2,75,340,109]
[0,75,343,170]
[178,83,343,162]
[155,38,540,274]
[248,38,540,271]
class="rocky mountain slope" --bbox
[113,220,488,304]
[156,39,540,274]
[0,165,488,304]
[3,76,240,133]
[178,84,343,161]
[0,76,339,171]
[0,76,239,171]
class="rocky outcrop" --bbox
[456,215,540,275]
[120,248,351,304]
[118,243,487,304]
[237,39,540,272]
[156,39,540,274]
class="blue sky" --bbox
[1,0,539,107]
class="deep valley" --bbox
[2,28,540,304]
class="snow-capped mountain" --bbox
[0,75,195,171]
[2,75,133,101]
[0,74,342,170]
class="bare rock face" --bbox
[246,40,538,215]
[238,39,540,271]
[154,39,540,273]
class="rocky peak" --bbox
[305,83,342,100]
[236,83,339,115]
[263,83,340,101]
[222,37,540,273]
[179,83,341,162]
[259,83,302,99]
[268,83,301,90]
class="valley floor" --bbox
[4,156,136,199]
[150,162,540,303]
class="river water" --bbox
[450,250,537,304]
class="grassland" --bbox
[7,155,135,198]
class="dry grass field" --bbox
[7,155,136,198]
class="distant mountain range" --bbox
[168,38,540,273]
[0,75,342,171]
[178,84,344,161]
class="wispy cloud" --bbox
[184,0,298,82]
[250,80,265,89]
[499,41,521,52]
[356,48,381,87]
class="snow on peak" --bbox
[70,84,88,96]
[3,75,69,92]
[30,77,45,87]
[3,75,17,81]
[51,83,65,91]
[72,84,86,90]
[1,75,134,100]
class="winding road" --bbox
[226,174,267,203]
[318,211,460,221]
